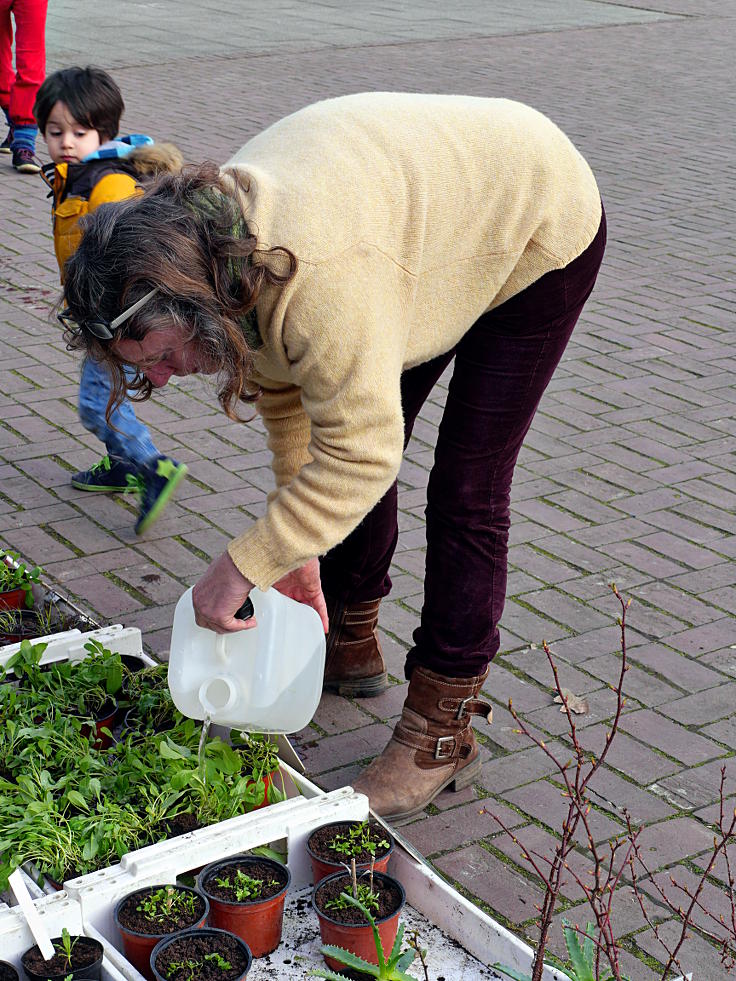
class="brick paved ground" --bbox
[1,1,736,976]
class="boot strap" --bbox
[393,724,469,761]
[438,695,493,722]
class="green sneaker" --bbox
[135,455,188,535]
[71,455,137,492]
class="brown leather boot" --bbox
[352,665,492,824]
[323,596,389,697]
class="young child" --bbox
[34,65,188,535]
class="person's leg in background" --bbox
[0,0,15,152]
[5,0,47,173]
[75,356,188,535]
[319,349,455,697]
[355,209,607,823]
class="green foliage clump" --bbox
[0,641,286,889]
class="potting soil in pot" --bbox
[22,936,102,976]
[117,886,207,934]
[0,964,18,981]
[203,859,287,902]
[239,886,504,979]
[308,820,391,866]
[315,873,402,923]
[155,933,249,981]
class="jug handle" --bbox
[215,633,228,664]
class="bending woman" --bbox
[61,92,606,824]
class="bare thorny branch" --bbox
[487,585,736,979]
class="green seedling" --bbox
[55,927,76,968]
[328,821,389,860]
[324,881,379,915]
[215,868,278,901]
[137,885,197,922]
[311,891,417,981]
[494,921,632,981]
[167,952,232,980]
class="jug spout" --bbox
[198,675,239,717]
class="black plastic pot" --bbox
[0,609,41,644]
[150,927,252,981]
[21,935,103,980]
[0,960,20,981]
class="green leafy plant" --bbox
[0,548,41,608]
[0,642,290,890]
[328,821,389,859]
[311,891,417,981]
[167,952,232,980]
[215,868,278,901]
[325,880,379,915]
[137,885,197,922]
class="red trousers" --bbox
[0,0,47,126]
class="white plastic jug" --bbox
[168,586,326,733]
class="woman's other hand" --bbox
[273,557,329,633]
[192,551,256,633]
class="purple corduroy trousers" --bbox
[320,207,607,678]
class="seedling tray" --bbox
[0,627,567,979]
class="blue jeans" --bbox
[78,356,158,469]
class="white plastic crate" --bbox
[0,623,145,664]
[0,890,128,980]
[0,626,569,980]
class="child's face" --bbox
[43,101,102,165]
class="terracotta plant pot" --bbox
[21,935,103,980]
[150,927,251,981]
[0,961,20,981]
[75,697,118,749]
[114,884,209,981]
[312,870,405,972]
[0,609,40,644]
[0,586,27,611]
[246,769,279,810]
[198,855,290,957]
[306,819,395,884]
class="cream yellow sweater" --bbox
[222,93,601,589]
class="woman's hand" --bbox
[191,551,256,633]
[272,557,329,633]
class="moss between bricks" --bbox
[39,523,84,557]
[173,535,211,563]
[102,570,153,606]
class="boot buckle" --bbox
[455,696,472,720]
[435,735,456,760]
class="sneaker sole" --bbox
[135,464,188,535]
[70,479,130,492]
[14,163,41,174]
[0,147,11,154]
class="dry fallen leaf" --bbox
[553,688,590,715]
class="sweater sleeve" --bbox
[251,377,314,492]
[228,247,411,589]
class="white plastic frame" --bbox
[0,626,572,979]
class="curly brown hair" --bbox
[62,162,297,420]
